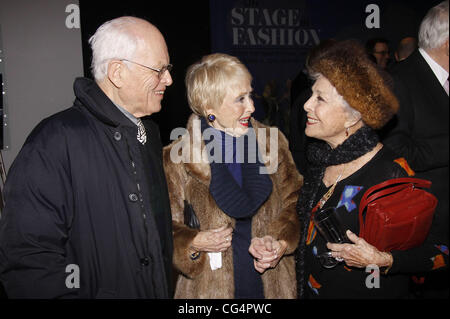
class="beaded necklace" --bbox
[311,169,344,215]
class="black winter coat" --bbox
[0,77,173,298]
[381,50,448,296]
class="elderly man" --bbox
[383,1,449,298]
[394,37,418,62]
[0,17,174,298]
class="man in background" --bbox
[366,37,390,69]
[394,37,418,62]
[383,1,449,298]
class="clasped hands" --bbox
[191,226,287,273]
[248,236,288,273]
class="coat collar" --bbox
[412,50,449,104]
[73,77,136,128]
[181,114,277,186]
[396,51,449,115]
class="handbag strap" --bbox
[358,178,432,236]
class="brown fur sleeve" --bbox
[163,145,207,278]
[266,131,303,254]
[171,221,207,278]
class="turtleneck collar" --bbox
[199,116,273,219]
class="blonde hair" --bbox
[185,53,252,117]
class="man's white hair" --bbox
[88,17,141,81]
[418,1,449,50]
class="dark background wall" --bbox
[78,0,440,146]
[0,0,441,170]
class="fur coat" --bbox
[163,114,303,298]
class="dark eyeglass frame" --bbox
[120,59,173,79]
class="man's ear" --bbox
[107,60,125,88]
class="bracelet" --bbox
[190,250,201,261]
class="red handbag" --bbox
[358,178,437,252]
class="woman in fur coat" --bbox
[163,53,303,298]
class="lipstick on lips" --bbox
[306,116,319,125]
[239,116,250,127]
[155,90,165,98]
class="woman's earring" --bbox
[345,127,349,137]
[207,114,216,122]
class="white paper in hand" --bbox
[208,252,222,270]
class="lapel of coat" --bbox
[413,51,448,112]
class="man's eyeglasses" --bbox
[120,59,173,79]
